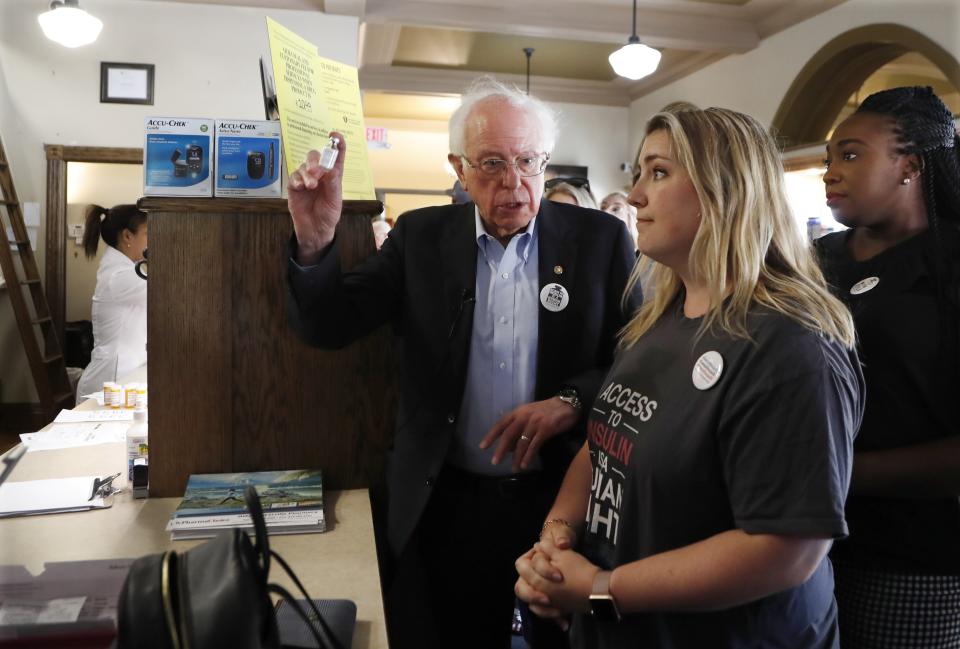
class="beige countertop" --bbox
[0,393,387,648]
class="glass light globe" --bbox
[609,41,661,81]
[38,5,103,48]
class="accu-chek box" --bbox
[143,117,213,196]
[214,119,282,198]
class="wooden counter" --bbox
[137,198,397,498]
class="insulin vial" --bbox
[319,136,339,170]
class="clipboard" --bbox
[0,473,121,518]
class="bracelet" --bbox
[540,518,574,539]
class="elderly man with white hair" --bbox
[285,77,638,649]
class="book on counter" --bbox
[165,470,325,540]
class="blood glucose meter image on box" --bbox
[186,145,203,172]
[247,151,266,180]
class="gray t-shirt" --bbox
[572,301,864,649]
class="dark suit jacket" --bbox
[288,199,638,555]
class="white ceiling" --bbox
[154,0,849,106]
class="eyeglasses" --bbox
[544,176,592,193]
[460,153,550,178]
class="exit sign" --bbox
[366,126,389,149]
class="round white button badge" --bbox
[850,277,879,295]
[692,351,724,391]
[540,283,570,312]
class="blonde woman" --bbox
[544,177,598,209]
[600,192,638,251]
[514,105,864,648]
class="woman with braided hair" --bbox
[818,86,960,648]
[75,204,148,402]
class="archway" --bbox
[773,24,960,148]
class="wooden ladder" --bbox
[0,135,74,416]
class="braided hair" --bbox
[82,204,147,259]
[855,86,960,380]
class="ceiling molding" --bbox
[323,0,365,17]
[361,1,759,52]
[359,65,632,106]
[149,0,326,9]
[359,23,403,67]
[751,0,848,39]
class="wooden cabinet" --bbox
[139,198,396,497]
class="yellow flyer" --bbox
[266,17,375,200]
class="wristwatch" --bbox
[556,387,582,411]
[589,570,621,622]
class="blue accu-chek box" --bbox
[143,117,213,196]
[214,119,282,198]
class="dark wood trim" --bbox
[44,145,144,346]
[44,155,66,349]
[138,197,383,216]
[46,145,142,164]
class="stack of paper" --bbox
[165,470,325,540]
[20,422,129,452]
[0,477,108,517]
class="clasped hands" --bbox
[514,524,599,630]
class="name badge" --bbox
[692,351,724,390]
[540,283,570,312]
[850,277,879,295]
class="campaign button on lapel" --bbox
[850,277,879,295]
[692,351,724,390]
[540,283,570,312]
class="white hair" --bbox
[448,76,559,156]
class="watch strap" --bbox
[592,570,613,598]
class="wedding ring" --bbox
[519,435,531,442]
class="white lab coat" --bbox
[76,246,147,401]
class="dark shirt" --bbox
[817,228,960,574]
[572,301,863,649]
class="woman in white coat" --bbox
[76,204,148,402]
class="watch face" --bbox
[589,595,621,622]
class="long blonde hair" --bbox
[621,105,855,349]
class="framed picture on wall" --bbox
[100,62,154,105]
[545,164,588,181]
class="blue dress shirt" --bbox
[448,208,542,476]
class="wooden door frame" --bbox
[44,145,142,346]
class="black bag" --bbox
[116,486,343,649]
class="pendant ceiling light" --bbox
[523,47,534,94]
[608,0,661,81]
[38,0,103,48]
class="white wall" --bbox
[627,0,960,154]
[551,102,633,199]
[0,0,358,403]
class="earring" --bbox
[902,178,911,185]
